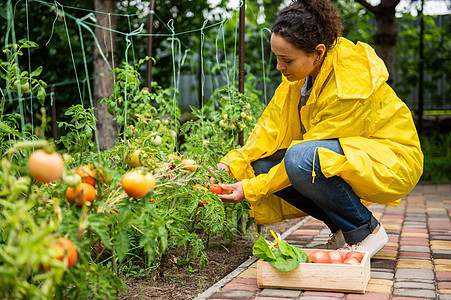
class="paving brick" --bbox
[433,250,451,256]
[254,297,297,300]
[401,228,428,233]
[301,291,345,298]
[208,289,256,299]
[400,232,429,237]
[372,249,398,260]
[366,280,393,294]
[393,298,435,300]
[222,283,260,292]
[371,271,394,280]
[396,258,433,269]
[441,290,451,295]
[436,265,451,272]
[439,294,451,300]
[399,239,430,247]
[395,269,435,280]
[392,288,437,298]
[345,292,390,300]
[399,245,430,253]
[435,259,451,265]
[439,282,451,289]
[228,278,258,285]
[394,281,436,290]
[371,259,396,270]
[238,265,257,278]
[398,251,431,258]
[258,289,302,298]
[291,229,320,236]
[437,272,451,280]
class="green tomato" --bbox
[116,116,124,127]
[240,112,248,119]
[151,135,162,147]
[219,119,227,128]
[13,80,30,94]
[245,115,253,122]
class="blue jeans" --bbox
[251,140,378,244]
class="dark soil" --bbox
[118,218,303,300]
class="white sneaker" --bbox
[339,223,388,257]
[314,230,346,249]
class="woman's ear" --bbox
[315,44,326,61]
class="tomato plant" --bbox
[28,149,64,183]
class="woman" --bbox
[214,0,423,257]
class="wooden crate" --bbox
[257,250,371,293]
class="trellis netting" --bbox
[1,0,274,150]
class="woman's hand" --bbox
[218,181,244,203]
[209,163,230,184]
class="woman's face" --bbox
[270,33,323,82]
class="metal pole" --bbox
[238,0,245,147]
[146,0,156,92]
[417,0,424,135]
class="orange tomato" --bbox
[193,184,208,192]
[121,170,156,199]
[66,183,96,207]
[308,250,331,263]
[167,153,181,162]
[182,159,197,172]
[28,149,64,183]
[51,237,78,269]
[76,165,96,186]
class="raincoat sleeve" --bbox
[220,79,304,205]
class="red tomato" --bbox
[328,250,345,264]
[209,183,222,195]
[343,257,361,265]
[198,201,207,207]
[344,251,364,263]
[308,250,331,263]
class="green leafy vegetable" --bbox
[252,237,308,271]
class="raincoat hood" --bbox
[221,37,423,225]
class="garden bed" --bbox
[119,218,303,300]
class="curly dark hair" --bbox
[272,0,343,54]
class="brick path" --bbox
[196,183,451,300]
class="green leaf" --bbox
[37,87,46,105]
[252,237,276,261]
[31,66,43,77]
[114,229,130,262]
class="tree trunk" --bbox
[94,0,117,150]
[354,0,400,86]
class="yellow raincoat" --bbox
[221,37,423,225]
